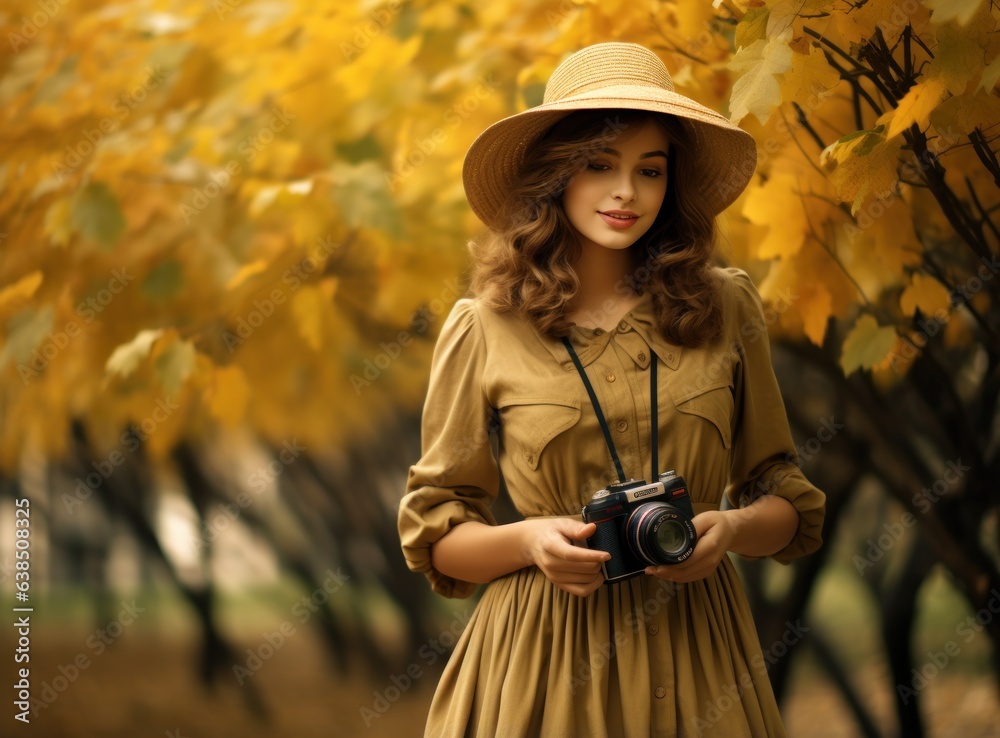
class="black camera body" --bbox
[581,470,698,583]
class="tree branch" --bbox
[791,101,827,151]
[905,126,995,263]
[970,129,1000,188]
[965,175,1000,248]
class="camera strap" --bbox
[561,337,657,484]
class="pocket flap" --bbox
[498,398,581,470]
[671,381,733,449]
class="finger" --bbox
[560,547,611,565]
[538,554,602,577]
[691,511,719,537]
[662,553,703,573]
[544,539,611,564]
[553,520,598,542]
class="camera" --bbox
[581,470,698,583]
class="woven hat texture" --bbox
[462,42,758,230]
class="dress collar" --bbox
[536,294,683,371]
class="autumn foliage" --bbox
[1,0,999,734]
[0,0,994,459]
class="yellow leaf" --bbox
[884,78,950,139]
[735,6,769,49]
[928,19,987,95]
[899,273,951,317]
[247,178,313,218]
[728,27,794,125]
[978,54,1000,93]
[867,195,923,278]
[0,307,53,371]
[801,283,832,346]
[840,314,899,375]
[43,198,73,248]
[764,0,826,38]
[208,364,250,428]
[318,276,339,300]
[154,338,196,395]
[923,0,986,26]
[225,260,270,290]
[780,43,841,103]
[866,0,927,42]
[823,134,903,215]
[105,329,164,378]
[741,173,808,258]
[0,271,43,317]
[291,286,326,351]
[929,92,1000,136]
[671,0,717,41]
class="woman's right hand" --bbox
[520,519,610,597]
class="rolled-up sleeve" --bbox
[398,299,500,598]
[722,268,826,564]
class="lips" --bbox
[598,210,640,229]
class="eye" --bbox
[586,162,610,172]
[641,168,664,178]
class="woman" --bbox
[398,41,826,737]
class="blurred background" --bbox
[1,0,998,736]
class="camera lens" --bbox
[626,502,697,565]
[655,519,689,555]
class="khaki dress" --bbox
[398,267,825,737]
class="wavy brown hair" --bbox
[469,108,724,347]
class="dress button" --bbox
[666,353,673,362]
[524,452,533,463]
[617,320,628,332]
[638,352,646,362]
[616,420,627,432]
[654,686,666,699]
[594,328,604,336]
[648,625,658,636]
[606,372,616,382]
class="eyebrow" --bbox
[600,147,669,160]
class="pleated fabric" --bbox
[429,559,783,737]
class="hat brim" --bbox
[462,86,758,231]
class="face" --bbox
[561,118,670,253]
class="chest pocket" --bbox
[670,381,734,449]
[498,398,581,471]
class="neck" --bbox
[571,242,635,311]
[565,242,643,330]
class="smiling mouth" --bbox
[598,211,640,229]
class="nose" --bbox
[611,172,636,203]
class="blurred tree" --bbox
[0,1,997,735]
[720,2,1000,735]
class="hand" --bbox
[521,518,610,597]
[644,511,736,583]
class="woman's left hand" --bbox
[644,510,736,583]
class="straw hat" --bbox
[462,42,758,231]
